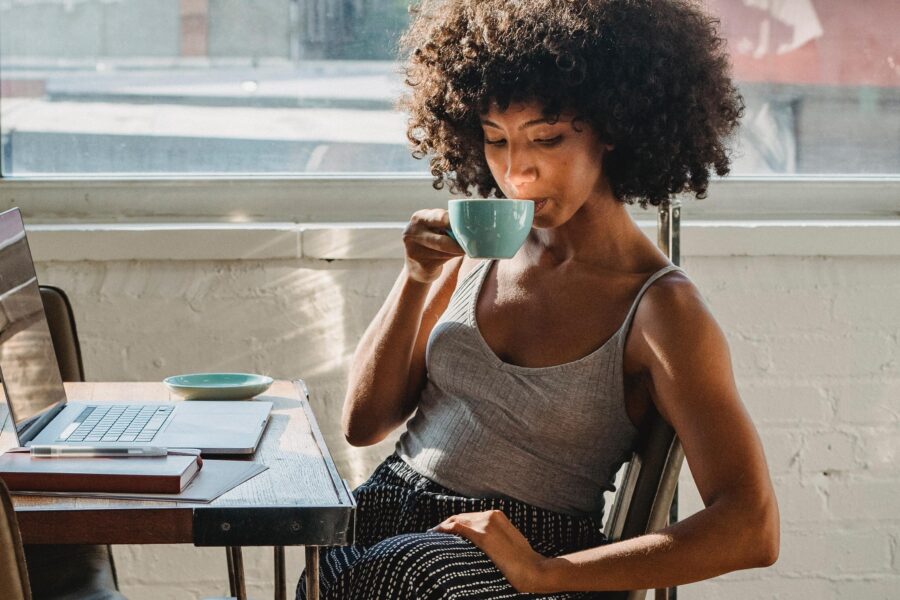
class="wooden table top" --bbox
[0,380,355,546]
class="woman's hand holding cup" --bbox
[403,209,465,284]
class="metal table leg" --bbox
[274,546,286,600]
[305,546,320,600]
[226,546,247,600]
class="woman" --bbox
[299,0,779,597]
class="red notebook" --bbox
[0,452,202,494]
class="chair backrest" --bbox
[39,286,85,383]
[604,414,684,600]
[0,285,79,600]
[35,286,121,593]
[0,478,31,600]
[602,202,684,600]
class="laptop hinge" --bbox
[17,401,68,446]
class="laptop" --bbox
[0,207,272,455]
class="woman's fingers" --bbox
[413,230,463,254]
[431,518,479,542]
[411,208,450,229]
[403,208,464,282]
[431,511,494,535]
[404,210,454,245]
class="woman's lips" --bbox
[533,199,548,213]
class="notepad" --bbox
[0,451,202,494]
[11,460,268,503]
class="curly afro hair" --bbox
[400,0,745,208]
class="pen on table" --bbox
[29,445,169,458]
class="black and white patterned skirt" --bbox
[296,453,611,599]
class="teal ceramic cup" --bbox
[447,199,534,259]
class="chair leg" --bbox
[274,546,286,600]
[304,546,320,600]
[226,546,247,600]
[107,544,121,590]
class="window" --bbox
[1,0,420,176]
[1,0,897,178]
[709,0,899,176]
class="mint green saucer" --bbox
[163,373,274,400]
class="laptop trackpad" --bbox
[165,413,249,435]
[157,402,271,452]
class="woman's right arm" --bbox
[341,209,466,446]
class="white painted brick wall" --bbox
[675,256,900,600]
[29,248,900,600]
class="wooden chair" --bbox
[603,201,684,600]
[0,478,31,600]
[40,286,86,382]
[25,286,124,599]
[0,285,92,600]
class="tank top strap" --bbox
[449,259,493,325]
[473,259,494,279]
[457,259,492,298]
[617,264,684,346]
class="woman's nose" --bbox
[504,147,537,189]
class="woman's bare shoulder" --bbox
[638,268,709,328]
[628,268,722,368]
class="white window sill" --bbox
[26,220,900,262]
[6,175,898,260]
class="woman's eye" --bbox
[484,138,506,146]
[535,135,563,146]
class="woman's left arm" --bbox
[432,277,780,592]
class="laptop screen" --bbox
[0,208,67,443]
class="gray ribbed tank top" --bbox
[396,260,684,518]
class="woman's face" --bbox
[480,101,612,228]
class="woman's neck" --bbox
[524,196,657,272]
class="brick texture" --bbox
[31,250,900,599]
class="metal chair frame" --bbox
[603,201,684,600]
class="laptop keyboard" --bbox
[59,405,174,443]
